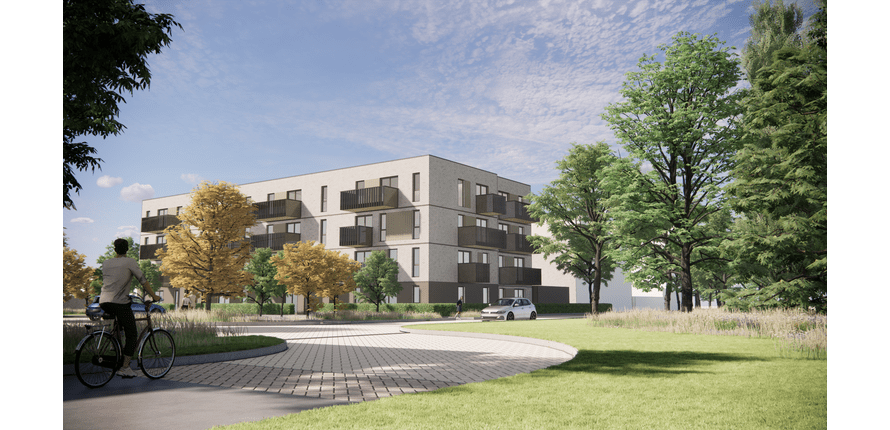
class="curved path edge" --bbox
[398,325,578,359]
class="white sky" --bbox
[54,0,827,266]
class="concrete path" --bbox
[63,320,577,430]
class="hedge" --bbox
[188,302,296,314]
[316,302,611,317]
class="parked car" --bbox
[481,298,537,321]
[86,295,166,321]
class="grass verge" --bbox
[212,318,826,430]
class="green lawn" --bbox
[214,319,826,430]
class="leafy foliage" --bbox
[353,251,401,312]
[723,0,827,312]
[64,243,94,305]
[740,0,805,83]
[63,0,181,209]
[243,248,287,317]
[601,32,744,312]
[157,181,256,311]
[271,241,361,314]
[527,142,618,314]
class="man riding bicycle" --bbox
[99,238,161,378]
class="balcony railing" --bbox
[141,214,180,233]
[254,199,301,221]
[499,267,542,285]
[250,232,301,251]
[139,243,167,260]
[340,186,399,212]
[458,263,490,283]
[476,194,506,216]
[503,233,534,254]
[340,225,373,247]
[457,226,506,250]
[499,200,536,224]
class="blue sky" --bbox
[54,0,827,266]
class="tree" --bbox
[243,248,288,317]
[272,241,361,315]
[64,0,181,209]
[157,181,256,312]
[602,31,744,312]
[353,251,401,312]
[135,260,163,299]
[317,252,362,310]
[64,244,94,306]
[527,142,619,314]
[723,0,827,312]
[740,0,805,84]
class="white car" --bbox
[481,298,537,321]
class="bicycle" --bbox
[73,298,176,388]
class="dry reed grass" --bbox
[312,309,447,321]
[588,308,826,359]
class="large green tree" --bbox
[243,248,288,317]
[722,0,826,312]
[353,251,401,312]
[740,0,805,84]
[527,142,619,314]
[602,32,744,312]
[64,0,181,209]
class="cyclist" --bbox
[99,238,161,378]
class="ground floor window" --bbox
[414,286,420,303]
[482,287,489,304]
[514,289,524,298]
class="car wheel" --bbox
[530,311,536,320]
[507,312,514,321]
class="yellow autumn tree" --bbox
[271,241,361,314]
[64,244,94,307]
[157,181,255,311]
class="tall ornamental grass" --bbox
[588,308,826,359]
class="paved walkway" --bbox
[63,320,577,429]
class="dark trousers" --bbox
[100,302,138,357]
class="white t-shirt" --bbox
[100,256,147,305]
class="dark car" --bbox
[86,295,166,321]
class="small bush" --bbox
[191,302,295,315]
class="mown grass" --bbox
[63,309,283,365]
[213,318,826,430]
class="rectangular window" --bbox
[320,219,327,245]
[514,257,524,268]
[412,247,420,277]
[458,286,465,301]
[144,237,149,245]
[458,214,464,227]
[146,210,150,217]
[267,225,274,234]
[458,179,468,207]
[414,286,420,303]
[356,180,365,189]
[287,222,300,234]
[498,255,504,268]
[356,215,372,227]
[381,176,398,188]
[515,289,524,298]
[518,226,524,235]
[156,236,166,245]
[476,218,488,228]
[499,223,508,232]
[355,251,372,265]
[499,288,504,299]
[498,191,508,199]
[380,214,387,241]
[287,190,301,201]
[158,208,167,216]
[412,173,420,202]
[482,287,489,304]
[458,250,472,264]
[413,210,420,239]
[267,193,275,202]
[388,249,398,261]
[476,184,488,195]
[176,206,182,215]
[481,252,489,264]
[321,186,328,212]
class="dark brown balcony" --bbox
[458,226,506,250]
[254,199,301,221]
[499,267,541,285]
[141,215,180,233]
[250,232,301,251]
[476,194,506,216]
[340,225,373,247]
[139,243,167,260]
[458,263,490,283]
[499,200,535,224]
[340,186,399,212]
[503,233,534,254]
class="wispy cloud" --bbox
[120,183,155,202]
[70,217,94,224]
[115,226,139,239]
[181,173,204,184]
[97,175,123,188]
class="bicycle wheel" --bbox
[74,332,121,388]
[138,329,175,379]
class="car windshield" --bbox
[494,299,515,307]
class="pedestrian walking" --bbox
[456,296,463,320]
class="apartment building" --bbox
[139,155,569,311]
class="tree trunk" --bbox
[679,246,694,312]
[694,291,701,308]
[663,283,672,311]
[205,293,212,312]
[675,289,681,311]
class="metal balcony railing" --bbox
[254,199,301,221]
[340,186,399,212]
[250,232,301,251]
[139,243,167,260]
[141,215,180,233]
[458,263,490,283]
[499,200,535,224]
[457,226,506,250]
[475,194,506,216]
[340,225,373,247]
[503,233,534,254]
[499,267,542,285]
